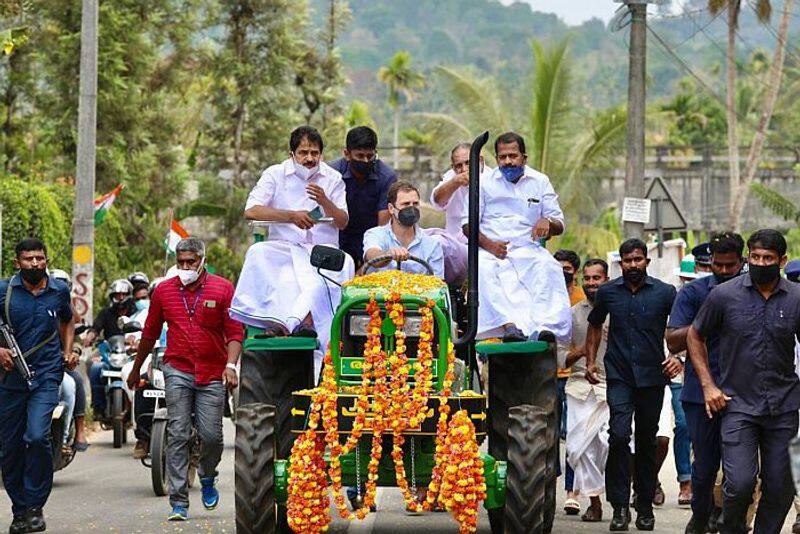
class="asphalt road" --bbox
[1,421,797,533]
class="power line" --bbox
[744,0,800,64]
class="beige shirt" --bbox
[565,299,607,401]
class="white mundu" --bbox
[230,158,355,375]
[565,299,609,496]
[462,166,571,341]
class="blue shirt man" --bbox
[666,232,745,531]
[328,126,396,266]
[362,181,444,279]
[0,238,75,533]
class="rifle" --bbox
[0,316,35,387]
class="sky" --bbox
[500,0,673,26]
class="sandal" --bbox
[582,505,603,522]
[564,498,581,515]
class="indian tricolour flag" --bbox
[165,219,190,253]
[93,184,124,227]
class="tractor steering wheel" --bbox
[356,254,435,276]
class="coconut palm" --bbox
[377,51,425,167]
[707,0,795,230]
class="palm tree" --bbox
[377,51,424,167]
[707,0,793,230]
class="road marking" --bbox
[346,488,383,533]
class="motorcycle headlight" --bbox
[152,372,165,390]
[108,353,128,369]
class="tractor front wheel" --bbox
[235,403,277,534]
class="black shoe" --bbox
[24,507,45,533]
[537,330,556,343]
[684,515,707,534]
[707,507,721,533]
[792,514,800,534]
[502,324,525,343]
[635,511,655,531]
[610,506,631,531]
[291,323,317,338]
[8,515,26,534]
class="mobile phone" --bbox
[308,206,323,221]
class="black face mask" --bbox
[563,271,574,285]
[397,206,421,227]
[713,271,740,284]
[349,159,375,176]
[622,267,646,286]
[113,296,132,310]
[20,268,47,286]
[749,263,781,286]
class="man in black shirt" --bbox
[84,279,136,413]
[585,238,679,531]
[688,229,800,534]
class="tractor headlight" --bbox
[348,314,371,336]
[347,313,424,337]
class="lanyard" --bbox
[179,282,205,319]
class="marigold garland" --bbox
[287,273,484,534]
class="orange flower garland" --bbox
[287,271,485,534]
[437,409,486,534]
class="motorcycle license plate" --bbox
[143,389,165,398]
[102,370,123,378]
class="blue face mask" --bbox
[499,165,524,183]
[135,299,150,312]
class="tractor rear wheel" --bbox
[235,403,277,534]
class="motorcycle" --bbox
[97,322,140,448]
[51,399,76,472]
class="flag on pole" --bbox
[93,184,124,226]
[165,219,190,253]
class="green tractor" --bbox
[234,132,559,534]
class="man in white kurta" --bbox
[461,132,571,342]
[230,126,354,375]
[425,142,494,286]
[565,258,610,522]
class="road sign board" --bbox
[622,197,652,224]
[643,176,687,231]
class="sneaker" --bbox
[200,476,220,510]
[168,505,188,521]
[133,439,148,460]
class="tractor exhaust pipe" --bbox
[454,130,488,347]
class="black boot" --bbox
[24,507,46,533]
[8,515,26,534]
[610,506,631,531]
[792,514,800,534]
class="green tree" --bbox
[377,50,424,167]
[661,78,727,147]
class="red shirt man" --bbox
[141,271,243,384]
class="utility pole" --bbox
[615,0,652,239]
[71,0,98,324]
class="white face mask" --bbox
[177,258,204,286]
[293,156,318,180]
